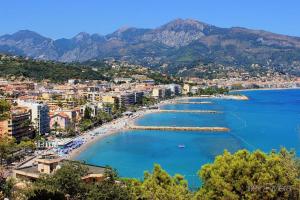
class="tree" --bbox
[52,121,59,133]
[0,99,11,120]
[139,164,192,200]
[65,122,76,137]
[86,167,134,200]
[83,107,92,120]
[0,99,10,114]
[0,166,15,199]
[18,138,36,153]
[27,189,65,200]
[194,149,300,200]
[96,110,112,124]
[30,161,89,200]
[0,136,16,165]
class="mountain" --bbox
[1,19,300,75]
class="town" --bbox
[0,55,299,199]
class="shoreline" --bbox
[67,109,158,160]
[67,87,299,160]
[231,87,300,92]
[67,98,181,160]
[67,94,248,160]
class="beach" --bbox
[67,108,158,160]
[66,95,251,160]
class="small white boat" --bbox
[178,145,185,148]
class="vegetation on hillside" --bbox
[0,55,180,84]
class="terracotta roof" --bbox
[51,112,70,119]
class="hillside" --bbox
[1,19,300,75]
[0,55,178,83]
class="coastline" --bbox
[67,108,162,160]
[67,95,248,160]
[231,87,300,92]
[67,88,298,160]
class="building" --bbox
[182,83,191,95]
[113,77,132,84]
[0,120,8,138]
[102,94,119,105]
[119,92,135,108]
[191,86,199,94]
[163,88,172,99]
[80,103,99,118]
[152,88,163,99]
[134,91,144,105]
[0,107,35,141]
[152,86,172,99]
[50,112,71,130]
[13,154,106,183]
[166,84,182,96]
[17,100,50,135]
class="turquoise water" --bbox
[75,89,300,188]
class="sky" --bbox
[1,0,300,39]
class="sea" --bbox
[75,89,300,188]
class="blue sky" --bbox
[1,0,299,39]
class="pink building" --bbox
[50,112,71,130]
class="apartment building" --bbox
[0,107,35,141]
[17,100,50,135]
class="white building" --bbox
[165,84,182,96]
[17,100,50,135]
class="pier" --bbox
[158,109,222,114]
[175,101,213,104]
[129,125,229,132]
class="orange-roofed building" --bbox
[50,112,71,130]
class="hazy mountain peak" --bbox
[74,32,90,40]
[159,18,208,31]
[0,30,49,42]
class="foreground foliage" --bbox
[1,148,299,199]
[195,149,300,200]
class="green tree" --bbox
[83,107,92,120]
[87,168,134,200]
[0,99,10,114]
[30,161,89,200]
[139,164,192,200]
[27,189,65,200]
[18,138,36,152]
[0,99,11,120]
[194,149,300,200]
[0,136,16,165]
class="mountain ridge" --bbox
[1,18,300,75]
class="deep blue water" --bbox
[75,89,300,188]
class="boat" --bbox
[178,145,185,148]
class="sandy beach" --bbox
[66,94,251,160]
[67,107,164,160]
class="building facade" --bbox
[2,107,35,141]
[18,100,50,135]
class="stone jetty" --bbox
[158,110,222,114]
[175,101,213,104]
[129,125,229,132]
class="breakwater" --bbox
[175,101,213,104]
[129,125,229,132]
[158,109,222,114]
